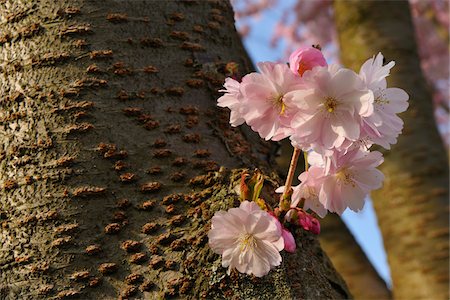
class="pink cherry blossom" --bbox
[359,53,409,149]
[239,62,304,140]
[295,167,328,218]
[289,46,328,76]
[286,65,374,154]
[318,149,384,215]
[208,201,284,277]
[217,77,246,127]
[276,167,327,219]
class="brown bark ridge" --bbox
[276,140,391,299]
[0,0,350,299]
[334,1,449,299]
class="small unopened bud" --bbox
[282,228,296,253]
[298,210,313,231]
[310,217,321,235]
[297,210,320,234]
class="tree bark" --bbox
[276,141,391,300]
[0,0,350,298]
[334,1,449,299]
[319,214,391,300]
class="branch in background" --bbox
[319,214,392,300]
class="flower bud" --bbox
[297,210,313,231]
[269,213,297,253]
[310,216,321,235]
[289,46,327,76]
[282,228,296,253]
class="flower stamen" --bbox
[324,96,338,113]
[272,94,286,115]
[336,168,356,187]
[239,233,256,252]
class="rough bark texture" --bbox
[276,140,391,300]
[0,0,350,299]
[334,1,449,299]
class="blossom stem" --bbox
[280,148,301,211]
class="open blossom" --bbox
[208,201,284,277]
[287,65,374,154]
[239,62,304,140]
[289,46,328,76]
[276,166,327,220]
[295,168,328,218]
[359,53,409,149]
[318,149,384,215]
[217,62,303,140]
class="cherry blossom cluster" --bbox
[208,47,408,277]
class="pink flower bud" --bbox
[269,213,297,253]
[282,228,296,253]
[289,46,327,76]
[309,217,321,235]
[297,210,313,231]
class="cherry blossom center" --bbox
[324,96,338,113]
[374,90,390,106]
[335,168,356,187]
[272,94,286,115]
[239,233,257,253]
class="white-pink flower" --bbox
[217,77,246,127]
[208,201,284,277]
[359,53,409,149]
[235,62,304,140]
[276,168,327,220]
[295,167,328,218]
[287,65,374,153]
[318,149,384,215]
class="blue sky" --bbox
[233,1,391,286]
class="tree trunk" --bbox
[0,0,350,298]
[276,141,391,299]
[334,1,449,299]
[319,215,391,300]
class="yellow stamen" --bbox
[239,233,256,252]
[324,96,337,113]
[336,168,356,187]
[280,101,286,115]
[273,94,286,115]
[375,95,390,105]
